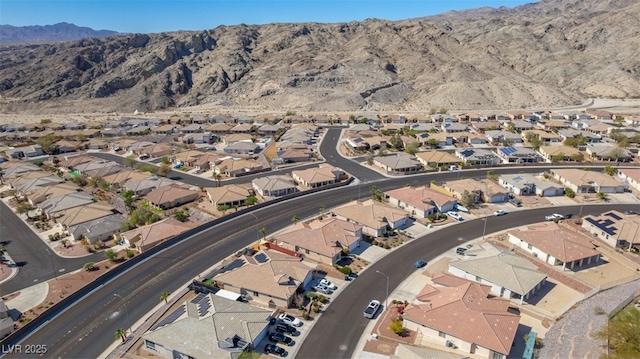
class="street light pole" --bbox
[114,294,132,339]
[482,217,488,241]
[45,249,57,280]
[376,270,389,309]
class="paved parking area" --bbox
[256,276,350,358]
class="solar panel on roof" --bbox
[151,304,186,330]
[607,212,622,220]
[191,292,206,304]
[198,296,211,317]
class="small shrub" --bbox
[298,305,305,311]
[312,306,320,313]
[372,240,378,246]
[302,312,311,320]
[594,306,606,315]
[339,266,352,275]
[317,295,327,303]
[126,250,135,258]
[306,292,318,300]
[389,319,404,335]
[383,243,391,249]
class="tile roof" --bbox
[509,223,600,262]
[292,165,342,185]
[385,186,456,211]
[252,175,297,193]
[206,185,250,205]
[403,277,519,355]
[214,250,313,301]
[449,250,546,296]
[144,184,199,207]
[121,217,193,247]
[332,199,408,230]
[582,210,640,244]
[55,201,116,227]
[552,168,624,188]
[416,151,459,164]
[276,217,362,258]
[143,294,272,359]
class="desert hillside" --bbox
[1,0,639,114]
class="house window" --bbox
[253,291,259,297]
[305,249,310,254]
[145,341,156,352]
[438,331,446,338]
[492,352,505,359]
[527,244,533,250]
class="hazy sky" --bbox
[1,0,533,33]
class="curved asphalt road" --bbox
[0,201,103,293]
[1,127,623,358]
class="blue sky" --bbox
[1,0,533,33]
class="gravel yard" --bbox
[538,279,640,359]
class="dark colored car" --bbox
[509,198,522,207]
[345,273,358,281]
[456,247,467,255]
[414,259,427,268]
[269,332,295,346]
[265,343,288,357]
[275,322,297,335]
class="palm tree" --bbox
[291,215,299,223]
[160,292,170,304]
[115,328,127,343]
[259,227,267,241]
[213,173,222,187]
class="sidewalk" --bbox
[4,282,49,317]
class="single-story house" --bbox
[508,223,601,270]
[372,153,422,174]
[213,158,264,177]
[539,145,583,162]
[53,201,117,228]
[435,178,509,204]
[121,217,194,252]
[585,144,632,162]
[28,182,82,205]
[213,249,314,308]
[332,199,409,237]
[252,175,298,198]
[39,191,95,218]
[582,210,640,250]
[206,185,251,208]
[496,147,542,164]
[448,246,547,304]
[69,213,127,244]
[122,176,176,196]
[484,130,522,144]
[617,168,640,191]
[276,217,363,264]
[498,174,564,197]
[454,148,501,166]
[277,145,314,163]
[292,165,345,188]
[145,185,200,210]
[385,186,457,218]
[403,273,520,359]
[551,168,626,193]
[142,294,273,359]
[224,141,260,155]
[415,151,460,169]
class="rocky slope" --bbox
[1,0,639,114]
[0,22,118,43]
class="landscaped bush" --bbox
[339,266,352,275]
[306,292,318,300]
[302,312,311,320]
[317,295,327,303]
[389,319,404,335]
[372,240,378,246]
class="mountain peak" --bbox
[0,22,118,43]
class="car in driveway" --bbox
[319,278,337,290]
[447,211,464,221]
[278,313,302,327]
[345,273,358,281]
[364,299,381,319]
[269,332,295,346]
[493,210,508,216]
[265,343,288,357]
[275,322,298,335]
[509,198,522,207]
[313,284,332,294]
[414,259,427,268]
[545,213,564,221]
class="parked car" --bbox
[313,284,332,294]
[493,210,508,216]
[545,213,564,221]
[274,322,297,335]
[265,343,288,357]
[364,299,381,319]
[625,210,640,215]
[138,154,149,160]
[269,332,295,346]
[447,211,464,221]
[456,247,468,255]
[509,198,522,207]
[345,273,358,281]
[278,313,302,327]
[319,278,337,290]
[414,259,427,268]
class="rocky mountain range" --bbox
[1,0,639,114]
[0,22,118,43]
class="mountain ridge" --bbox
[1,0,639,114]
[0,22,118,43]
